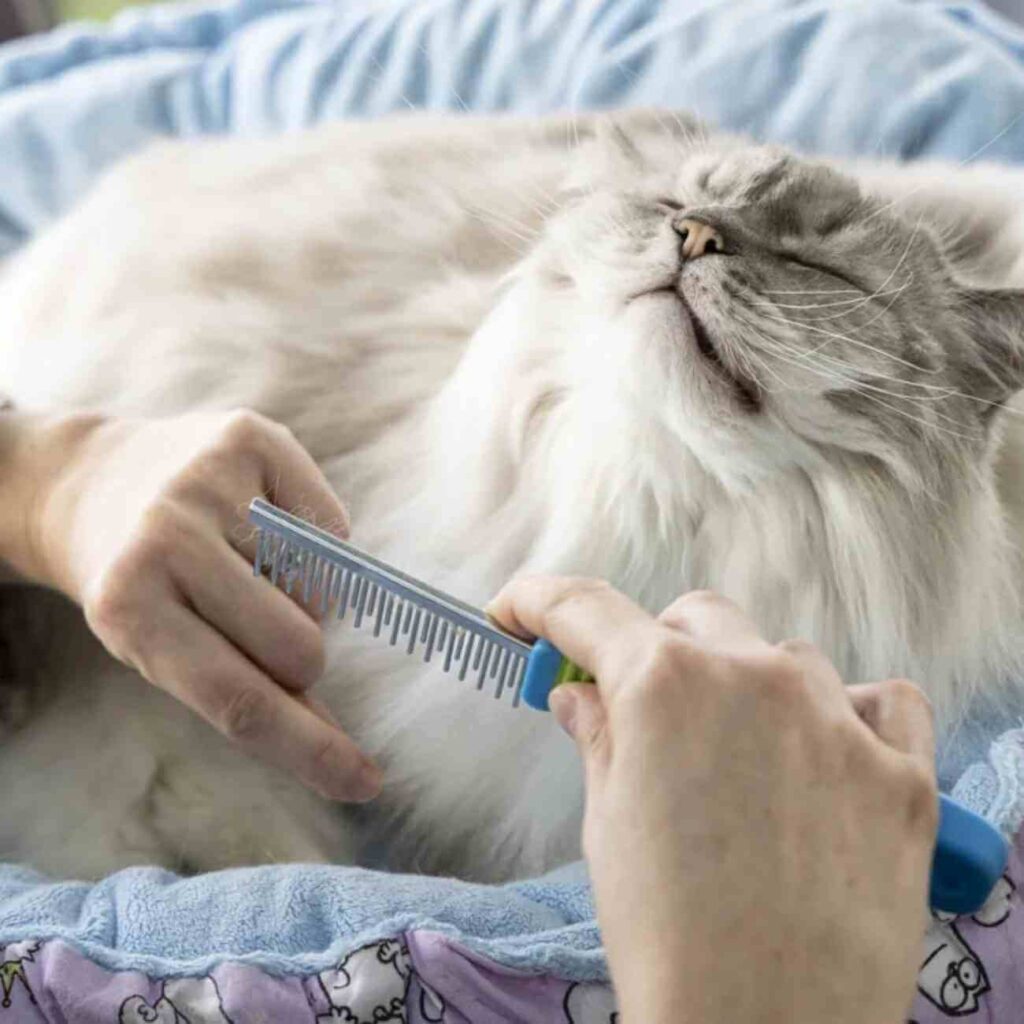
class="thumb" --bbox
[549,683,608,763]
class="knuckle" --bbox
[661,589,730,622]
[745,649,807,705]
[290,632,326,690]
[900,762,940,833]
[541,577,613,632]
[886,677,934,719]
[217,409,273,453]
[306,733,342,785]
[218,686,274,743]
[129,511,181,568]
[775,637,820,660]
[676,588,729,609]
[837,720,877,774]
[623,635,692,706]
[83,572,140,652]
[82,512,183,651]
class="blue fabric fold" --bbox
[0,859,605,980]
[2,0,1024,257]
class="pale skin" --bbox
[2,411,935,1023]
[0,409,381,801]
[487,577,937,1024]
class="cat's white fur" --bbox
[1,111,1023,880]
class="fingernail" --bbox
[483,601,534,640]
[549,689,578,739]
[351,759,383,803]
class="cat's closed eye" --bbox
[779,254,864,292]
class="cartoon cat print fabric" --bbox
[0,870,1019,1024]
[119,976,233,1024]
[314,938,420,1023]
[915,875,1015,1018]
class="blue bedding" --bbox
[2,0,1024,1014]
[1,0,1024,259]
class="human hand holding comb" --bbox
[487,577,942,1024]
[0,408,381,802]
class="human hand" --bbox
[29,410,380,802]
[488,578,937,1024]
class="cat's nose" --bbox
[675,217,724,260]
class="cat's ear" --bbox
[960,287,1024,406]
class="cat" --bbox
[1,109,1023,882]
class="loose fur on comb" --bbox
[1,110,1023,880]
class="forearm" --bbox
[0,410,103,587]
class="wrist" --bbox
[0,410,107,589]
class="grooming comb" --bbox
[248,497,1009,915]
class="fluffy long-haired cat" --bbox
[1,109,1023,881]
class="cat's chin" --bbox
[621,288,762,421]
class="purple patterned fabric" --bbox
[0,932,617,1023]
[0,832,1020,1023]
[0,839,1019,1024]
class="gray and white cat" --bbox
[1,110,1023,881]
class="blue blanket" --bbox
[1,0,1024,259]
[2,0,1024,987]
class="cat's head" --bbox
[501,123,1024,493]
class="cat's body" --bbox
[2,110,1024,881]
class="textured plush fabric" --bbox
[0,833,1021,1021]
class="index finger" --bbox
[228,420,351,564]
[847,680,936,772]
[487,575,668,700]
[263,424,351,539]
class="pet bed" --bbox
[1,0,1024,1020]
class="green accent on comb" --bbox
[554,657,594,688]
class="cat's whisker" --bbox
[760,287,863,296]
[779,341,1018,425]
[843,386,981,443]
[862,110,1024,225]
[735,310,950,405]
[744,323,985,436]
[463,199,541,238]
[784,213,927,328]
[750,280,911,317]
[460,206,536,252]
[758,304,944,378]
[770,279,913,347]
[750,326,942,401]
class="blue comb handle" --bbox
[522,639,567,711]
[932,795,1009,915]
[523,639,1009,915]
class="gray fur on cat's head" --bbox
[508,125,1024,493]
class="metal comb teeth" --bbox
[248,499,529,706]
